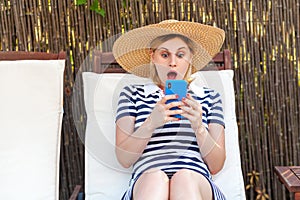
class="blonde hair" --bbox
[149,34,195,86]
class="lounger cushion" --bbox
[0,60,65,200]
[83,70,245,200]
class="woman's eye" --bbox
[177,52,185,58]
[161,53,169,58]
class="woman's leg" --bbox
[133,168,169,200]
[170,169,213,200]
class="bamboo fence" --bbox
[0,0,299,199]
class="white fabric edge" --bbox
[55,61,65,200]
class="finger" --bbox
[164,115,180,122]
[180,112,201,131]
[166,108,184,116]
[161,94,179,104]
[180,112,197,122]
[182,96,202,112]
[180,105,196,114]
[180,105,202,122]
[165,101,184,110]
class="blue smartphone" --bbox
[165,80,187,119]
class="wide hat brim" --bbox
[112,21,225,78]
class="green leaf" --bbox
[122,0,127,7]
[90,0,98,10]
[75,0,87,6]
[95,8,106,17]
[90,0,105,17]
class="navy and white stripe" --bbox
[116,82,226,200]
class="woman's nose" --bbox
[169,54,177,67]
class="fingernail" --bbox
[175,94,179,98]
[182,97,186,101]
[187,93,190,97]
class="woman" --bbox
[113,20,226,200]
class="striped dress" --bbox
[116,82,226,200]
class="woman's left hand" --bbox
[180,93,203,132]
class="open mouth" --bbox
[167,71,177,79]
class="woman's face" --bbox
[151,37,193,86]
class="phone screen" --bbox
[165,80,187,119]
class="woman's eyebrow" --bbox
[156,47,168,51]
[157,47,188,51]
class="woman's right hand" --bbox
[146,94,184,129]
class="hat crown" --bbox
[159,19,179,24]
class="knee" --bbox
[135,168,169,190]
[171,169,194,182]
[171,169,209,185]
[170,169,212,200]
[134,169,169,200]
[170,169,198,199]
[141,168,169,182]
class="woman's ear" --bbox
[149,48,155,62]
[188,52,194,62]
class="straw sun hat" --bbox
[112,20,225,78]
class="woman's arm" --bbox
[115,94,183,168]
[180,94,226,174]
[115,116,155,168]
[195,123,225,174]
